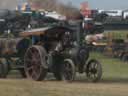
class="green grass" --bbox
[104,30,128,39]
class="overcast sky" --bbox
[0,0,128,10]
[63,0,128,10]
[0,0,18,9]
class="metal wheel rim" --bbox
[24,47,43,80]
[63,60,75,81]
[87,61,100,80]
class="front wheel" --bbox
[62,59,76,82]
[86,59,102,82]
[122,54,128,62]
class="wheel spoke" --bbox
[32,70,37,79]
[27,49,33,58]
[88,72,93,79]
[25,58,32,64]
[86,60,102,82]
[94,63,98,69]
[63,60,75,81]
[94,73,98,78]
[26,66,33,72]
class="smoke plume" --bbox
[29,0,82,20]
[0,0,82,19]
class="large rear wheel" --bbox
[24,46,48,81]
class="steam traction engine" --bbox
[20,21,102,82]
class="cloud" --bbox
[0,0,18,9]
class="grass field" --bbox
[104,30,128,39]
[0,52,128,96]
